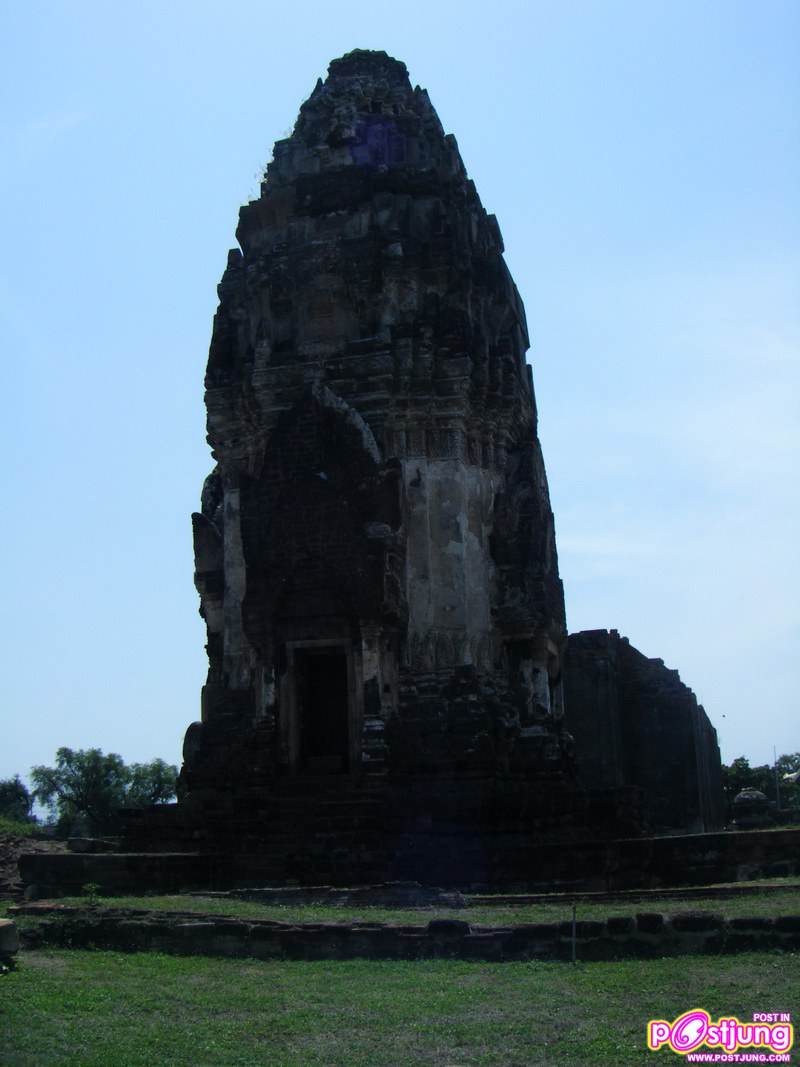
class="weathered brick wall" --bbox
[564,630,724,833]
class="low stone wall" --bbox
[11,904,800,962]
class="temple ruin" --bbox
[89,49,723,891]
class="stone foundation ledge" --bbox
[10,904,800,962]
[199,881,466,908]
[467,881,800,906]
[18,852,229,898]
[19,827,800,898]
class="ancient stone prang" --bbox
[182,48,570,825]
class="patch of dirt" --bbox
[17,950,71,974]
[0,833,67,899]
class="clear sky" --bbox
[2,0,798,784]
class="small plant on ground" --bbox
[80,883,101,907]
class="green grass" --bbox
[1,948,797,1066]
[47,886,800,927]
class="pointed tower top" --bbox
[260,50,454,192]
[327,49,409,85]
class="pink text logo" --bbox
[647,1009,793,1056]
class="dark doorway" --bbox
[295,648,350,773]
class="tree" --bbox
[31,748,130,835]
[30,748,179,836]
[0,775,33,822]
[776,752,800,776]
[721,752,799,817]
[126,758,178,807]
[776,752,800,809]
[722,756,768,801]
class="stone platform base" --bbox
[18,827,800,898]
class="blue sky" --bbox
[2,0,798,783]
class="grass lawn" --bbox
[1,948,797,1066]
[32,884,800,927]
